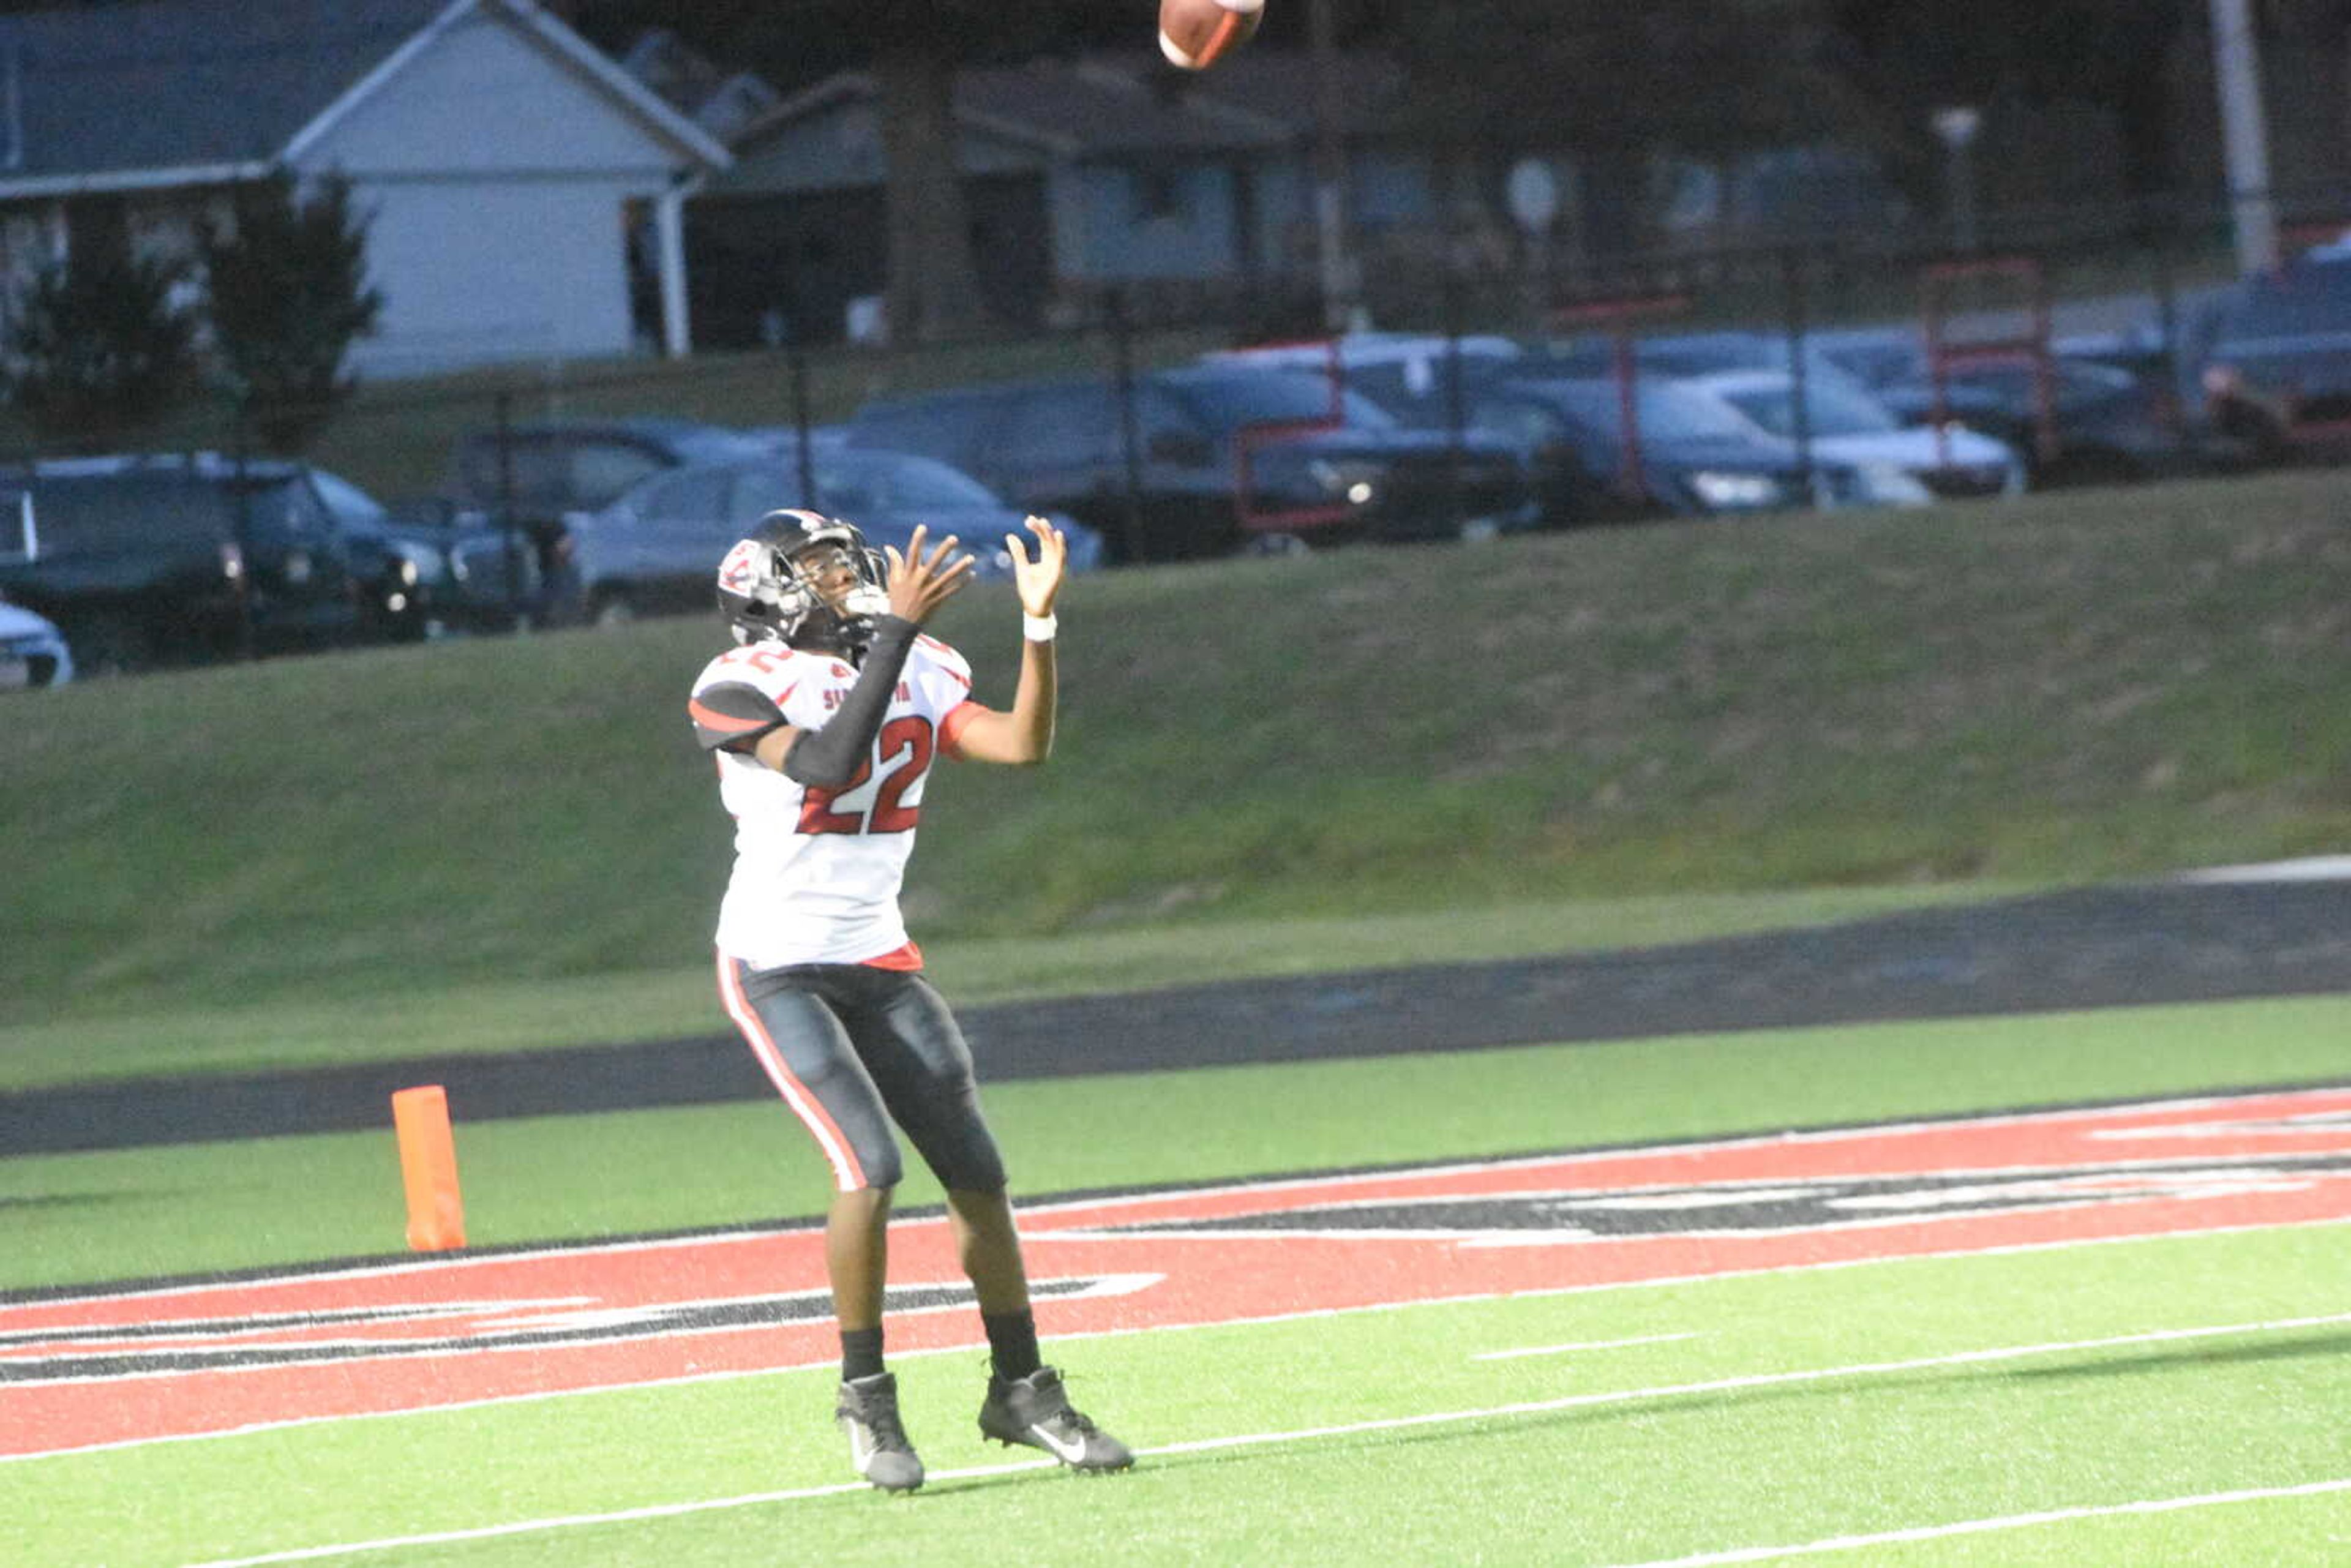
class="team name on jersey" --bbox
[820,680,915,711]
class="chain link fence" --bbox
[6,186,2347,666]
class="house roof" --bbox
[955,59,1291,158]
[1157,48,1411,141]
[0,0,726,198]
[733,53,1302,168]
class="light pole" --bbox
[2208,0,2279,275]
[1931,106,1981,253]
[1308,0,1353,331]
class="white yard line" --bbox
[2177,855,2351,883]
[178,1458,1064,1567]
[1597,1477,2351,1567]
[178,1308,2351,1568]
[1472,1331,1702,1361]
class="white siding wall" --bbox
[345,178,645,373]
[296,10,699,374]
[1053,162,1244,280]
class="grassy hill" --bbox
[4,468,2347,1061]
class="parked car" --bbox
[562,448,1103,627]
[0,593,72,690]
[1535,329,1890,403]
[0,454,424,673]
[1464,375,1929,521]
[1200,334,1528,430]
[2181,242,2351,457]
[1798,325,1932,391]
[1870,357,2249,487]
[446,417,776,618]
[448,417,776,519]
[307,470,536,638]
[1677,369,2026,501]
[845,364,1540,562]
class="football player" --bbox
[688,509,1130,1492]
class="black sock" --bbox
[983,1310,1041,1381]
[841,1326,885,1382]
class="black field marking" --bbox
[10,1080,2351,1310]
[0,1275,1112,1385]
[1097,1153,2351,1240]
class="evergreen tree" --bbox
[197,170,384,454]
[4,247,198,451]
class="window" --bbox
[851,397,1000,471]
[1165,373,1397,438]
[817,452,1001,512]
[566,443,670,511]
[1712,379,1897,440]
[236,478,329,542]
[308,468,388,529]
[999,386,1118,471]
[728,465,815,528]
[1470,397,1565,448]
[634,468,729,534]
[1130,168,1184,223]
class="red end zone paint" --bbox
[6,1087,2351,1460]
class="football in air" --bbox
[1158,0,1264,71]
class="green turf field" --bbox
[5,994,2349,1566]
[10,1157,2349,1566]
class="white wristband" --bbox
[1022,612,1058,642]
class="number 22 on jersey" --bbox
[798,715,935,835]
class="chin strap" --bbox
[781,616,918,789]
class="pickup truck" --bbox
[0,454,415,673]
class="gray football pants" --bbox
[718,953,1008,1194]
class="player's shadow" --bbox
[0,1191,137,1214]
[2005,1331,2351,1382]
[859,1461,1122,1501]
[1071,1327,2351,1474]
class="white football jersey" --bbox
[688,634,979,968]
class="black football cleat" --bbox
[977,1365,1134,1473]
[836,1371,924,1493]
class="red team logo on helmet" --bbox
[717,539,765,596]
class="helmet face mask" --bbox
[717,509,889,653]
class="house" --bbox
[0,0,730,377]
[694,49,1436,347]
[616,26,781,146]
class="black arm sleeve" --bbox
[781,617,919,788]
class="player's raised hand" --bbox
[883,525,973,625]
[1006,516,1067,618]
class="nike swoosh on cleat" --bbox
[849,1428,877,1473]
[1030,1424,1091,1464]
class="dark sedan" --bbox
[1872,358,2250,487]
[847,365,1539,562]
[563,448,1103,628]
[1464,376,1929,522]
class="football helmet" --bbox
[716,509,890,652]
